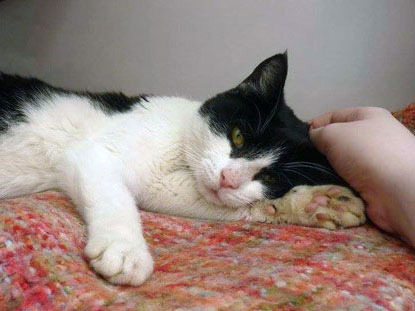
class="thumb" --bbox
[309,126,330,156]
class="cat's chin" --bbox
[198,183,244,208]
[199,185,224,206]
[197,183,229,207]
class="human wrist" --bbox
[388,149,415,246]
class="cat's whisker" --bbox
[279,171,293,188]
[281,168,317,185]
[284,161,335,172]
[283,164,335,176]
[179,147,201,163]
[234,197,252,208]
[282,162,340,180]
[283,161,336,173]
[224,192,250,208]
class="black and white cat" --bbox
[0,53,365,285]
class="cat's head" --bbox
[186,52,336,207]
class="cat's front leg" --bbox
[58,144,153,286]
[252,185,366,229]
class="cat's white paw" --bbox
[254,185,366,229]
[85,235,153,286]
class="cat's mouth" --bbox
[197,179,236,207]
[202,184,243,208]
[204,186,223,206]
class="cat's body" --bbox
[0,53,365,285]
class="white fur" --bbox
[0,94,277,285]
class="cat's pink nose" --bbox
[220,168,241,189]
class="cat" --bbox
[0,52,365,286]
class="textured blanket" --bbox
[1,104,415,311]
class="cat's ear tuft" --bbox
[237,52,288,104]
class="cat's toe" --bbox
[108,247,154,286]
[307,186,366,229]
[85,237,153,286]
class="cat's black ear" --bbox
[237,52,288,104]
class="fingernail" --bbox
[307,121,314,130]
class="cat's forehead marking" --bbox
[226,148,281,175]
[238,150,278,164]
[250,152,280,168]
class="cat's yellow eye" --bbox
[263,174,277,184]
[231,127,244,148]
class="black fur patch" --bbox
[199,53,346,198]
[0,72,147,132]
[88,92,148,114]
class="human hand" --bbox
[309,107,415,245]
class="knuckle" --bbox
[358,106,389,117]
[347,109,362,121]
[317,124,343,154]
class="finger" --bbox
[309,122,349,155]
[366,205,394,233]
[309,126,329,155]
[309,108,364,129]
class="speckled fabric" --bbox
[393,102,415,135]
[1,105,415,311]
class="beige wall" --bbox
[1,0,414,119]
